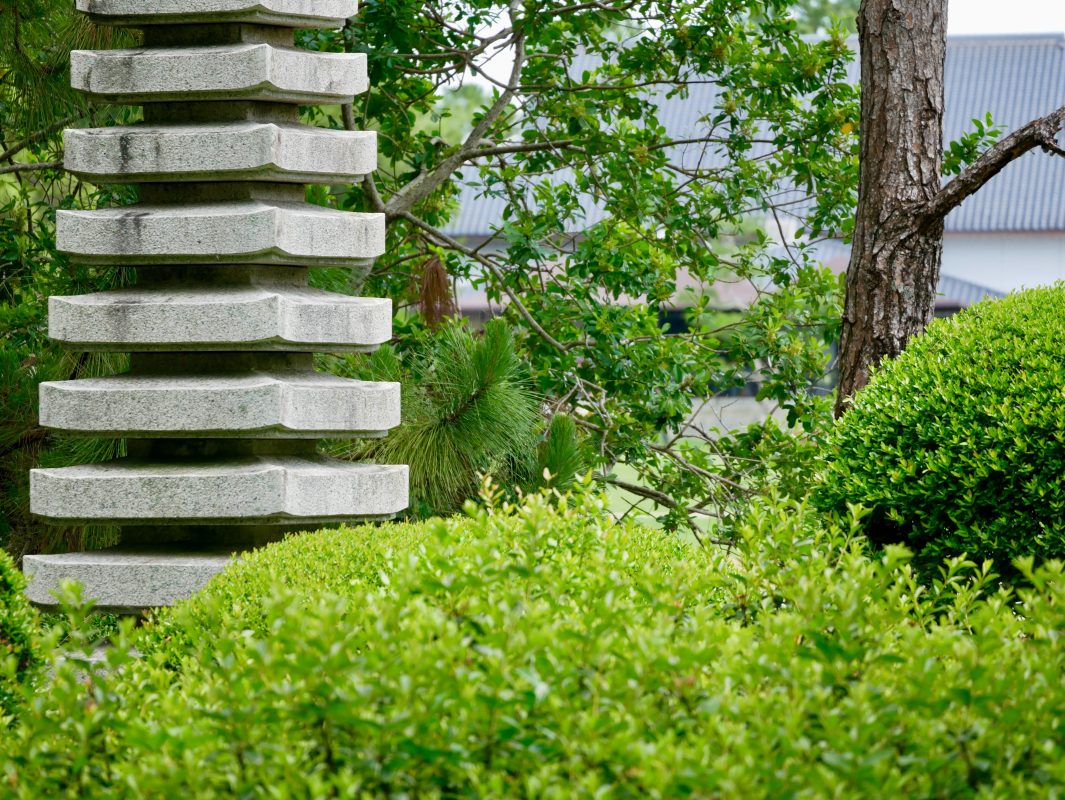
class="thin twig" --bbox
[0,160,63,175]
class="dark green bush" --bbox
[0,550,40,720]
[817,285,1065,576]
[3,491,1065,796]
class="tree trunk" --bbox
[835,0,948,416]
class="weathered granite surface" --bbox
[49,288,392,351]
[58,201,385,266]
[24,550,235,612]
[65,124,377,183]
[72,46,367,104]
[40,372,400,437]
[32,458,409,524]
[76,0,358,28]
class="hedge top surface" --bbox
[5,492,1065,797]
[817,284,1065,573]
[140,490,690,663]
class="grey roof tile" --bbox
[444,34,1065,237]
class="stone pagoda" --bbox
[24,0,408,612]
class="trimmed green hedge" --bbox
[817,285,1065,575]
[0,550,39,720]
[141,517,430,667]
[3,494,1065,796]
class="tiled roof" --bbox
[942,35,1065,232]
[443,33,1065,237]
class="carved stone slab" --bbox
[31,458,409,524]
[65,124,376,183]
[24,550,234,611]
[58,202,385,266]
[72,46,367,104]
[76,0,358,28]
[39,372,400,437]
[49,287,392,351]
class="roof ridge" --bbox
[841,32,1065,47]
[947,32,1065,46]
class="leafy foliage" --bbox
[327,319,586,516]
[0,179,130,556]
[942,112,1005,177]
[1,4,143,558]
[0,549,40,721]
[817,285,1065,576]
[788,0,859,33]
[285,0,860,528]
[3,491,1065,795]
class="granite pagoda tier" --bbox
[25,0,408,612]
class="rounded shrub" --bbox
[0,550,40,719]
[817,285,1065,575]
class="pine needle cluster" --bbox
[327,319,586,517]
[1,0,134,136]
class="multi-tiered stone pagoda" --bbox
[24,0,408,612]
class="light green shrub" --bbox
[817,285,1065,576]
[3,493,1065,797]
[141,518,430,666]
[0,550,40,720]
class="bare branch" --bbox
[341,102,356,133]
[340,101,387,214]
[362,174,387,214]
[0,160,63,175]
[472,139,575,158]
[385,4,526,218]
[605,477,690,511]
[601,477,724,547]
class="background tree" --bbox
[2,0,860,553]
[790,0,859,34]
[835,0,1065,414]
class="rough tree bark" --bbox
[835,0,1065,417]
[836,0,948,415]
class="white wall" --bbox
[942,233,1065,294]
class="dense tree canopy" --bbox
[790,0,858,34]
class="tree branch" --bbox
[922,105,1065,226]
[471,139,575,158]
[341,101,387,214]
[601,477,723,546]
[0,115,76,164]
[0,160,63,175]
[385,3,526,218]
[605,476,690,511]
[397,210,570,352]
[341,102,356,133]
